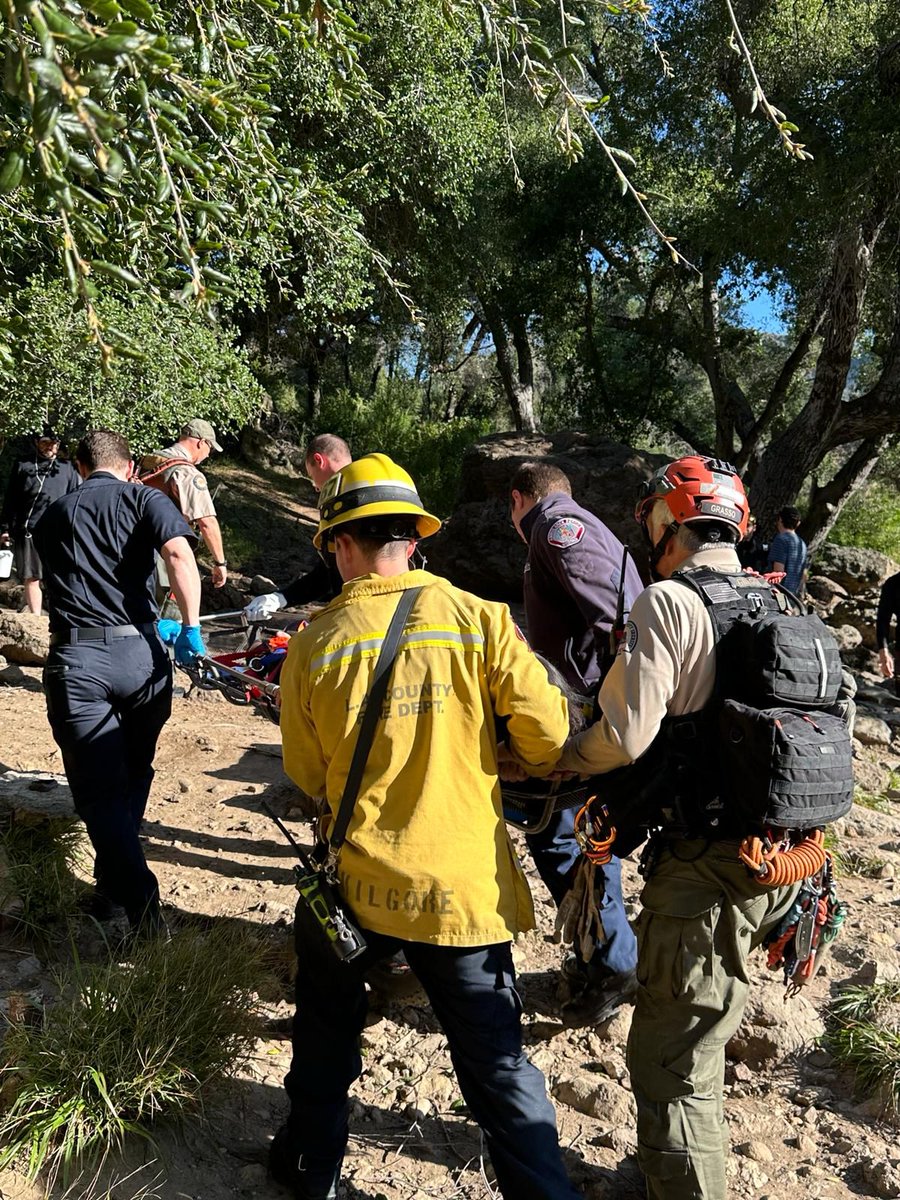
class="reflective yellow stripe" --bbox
[310,624,484,677]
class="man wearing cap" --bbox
[275,453,580,1200]
[139,418,228,588]
[1,426,80,614]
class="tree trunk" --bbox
[370,337,388,396]
[479,294,538,432]
[699,264,755,460]
[804,436,887,550]
[748,217,884,535]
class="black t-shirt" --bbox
[281,555,342,608]
[877,572,900,653]
[33,472,195,632]
[0,456,81,534]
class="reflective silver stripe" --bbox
[311,636,383,672]
[399,629,483,650]
[310,626,484,673]
[814,637,828,700]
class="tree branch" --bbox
[735,296,827,471]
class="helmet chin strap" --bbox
[643,519,679,581]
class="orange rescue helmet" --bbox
[635,455,750,539]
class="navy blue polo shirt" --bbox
[33,472,195,632]
[520,492,644,692]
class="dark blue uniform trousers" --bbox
[43,633,171,927]
[527,807,637,976]
[284,908,581,1200]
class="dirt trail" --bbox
[2,668,900,1200]
[1,466,899,1199]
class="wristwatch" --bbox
[214,560,228,567]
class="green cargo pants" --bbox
[626,839,797,1200]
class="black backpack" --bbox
[593,568,854,853]
[675,567,853,834]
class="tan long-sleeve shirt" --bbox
[559,547,743,776]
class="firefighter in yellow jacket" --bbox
[275,454,580,1200]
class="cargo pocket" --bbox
[636,875,723,1006]
[636,1144,692,1189]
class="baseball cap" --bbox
[181,418,223,452]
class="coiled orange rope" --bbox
[738,828,826,887]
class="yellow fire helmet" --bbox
[314,453,442,550]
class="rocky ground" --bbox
[1,470,900,1200]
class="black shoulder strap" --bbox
[327,585,423,859]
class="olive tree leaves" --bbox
[0,0,369,363]
[0,0,811,368]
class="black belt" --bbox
[49,623,152,646]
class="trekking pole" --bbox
[198,610,246,624]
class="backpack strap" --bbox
[138,457,191,485]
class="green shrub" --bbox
[0,926,266,1182]
[831,480,900,563]
[854,788,890,813]
[826,981,900,1114]
[317,383,491,515]
[0,817,86,935]
[833,847,886,878]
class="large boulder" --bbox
[727,981,825,1067]
[814,544,900,596]
[0,611,49,666]
[239,422,306,476]
[427,431,667,599]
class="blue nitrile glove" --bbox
[174,625,206,665]
[156,619,182,646]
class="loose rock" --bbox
[856,715,893,747]
[0,611,50,666]
[551,1073,636,1126]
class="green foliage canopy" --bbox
[0,278,263,448]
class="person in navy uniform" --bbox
[33,430,205,936]
[877,571,900,697]
[0,426,80,614]
[510,460,643,1026]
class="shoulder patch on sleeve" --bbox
[192,474,208,490]
[624,620,639,653]
[547,517,585,549]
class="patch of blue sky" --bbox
[723,268,790,334]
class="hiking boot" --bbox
[559,966,638,1029]
[77,889,123,922]
[114,911,172,959]
[269,1125,340,1199]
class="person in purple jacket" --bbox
[510,461,642,1026]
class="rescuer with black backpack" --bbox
[558,456,854,1200]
